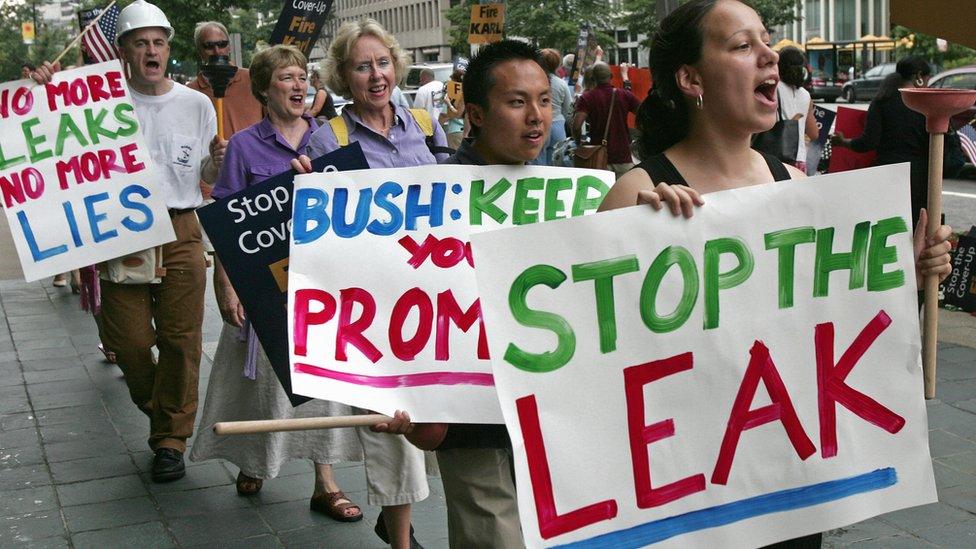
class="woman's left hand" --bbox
[913,208,953,288]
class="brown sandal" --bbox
[236,471,263,496]
[310,490,363,522]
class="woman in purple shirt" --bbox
[190,45,365,523]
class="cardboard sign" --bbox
[268,0,334,57]
[471,164,936,547]
[288,165,615,422]
[0,62,174,282]
[469,3,505,44]
[942,227,976,312]
[446,80,463,107]
[829,106,876,173]
[196,143,368,406]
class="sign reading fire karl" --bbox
[269,0,334,57]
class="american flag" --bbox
[79,5,120,64]
[959,123,976,165]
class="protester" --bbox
[413,68,444,125]
[293,18,448,548]
[34,0,226,483]
[573,62,641,177]
[599,8,952,544]
[777,46,818,172]
[439,68,466,150]
[307,71,337,120]
[187,21,263,138]
[188,45,363,520]
[530,48,573,166]
[20,63,34,79]
[373,38,554,548]
[830,56,936,226]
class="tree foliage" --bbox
[620,0,799,49]
[0,1,78,81]
[891,25,976,69]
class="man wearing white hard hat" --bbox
[31,0,224,483]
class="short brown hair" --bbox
[249,45,307,105]
[321,19,409,99]
[539,49,561,74]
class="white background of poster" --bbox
[288,165,615,422]
[471,164,937,547]
[0,62,174,281]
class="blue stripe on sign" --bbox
[553,467,897,549]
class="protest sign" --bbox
[812,104,836,146]
[471,164,936,547]
[268,0,334,57]
[829,106,876,173]
[0,62,174,282]
[288,165,615,422]
[446,80,463,107]
[942,226,976,312]
[469,3,505,44]
[568,25,590,86]
[196,143,368,406]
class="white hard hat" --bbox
[115,0,174,47]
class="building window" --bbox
[834,0,855,41]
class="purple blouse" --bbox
[212,113,318,199]
[305,102,449,167]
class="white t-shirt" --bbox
[777,81,811,162]
[130,83,217,209]
[413,80,444,126]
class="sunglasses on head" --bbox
[203,40,229,49]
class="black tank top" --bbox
[635,152,792,185]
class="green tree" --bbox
[0,1,79,81]
[620,0,799,49]
[891,25,976,69]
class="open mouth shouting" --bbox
[289,93,304,109]
[754,77,779,108]
[368,82,388,100]
[523,128,545,146]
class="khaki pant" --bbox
[101,212,206,453]
[437,448,524,548]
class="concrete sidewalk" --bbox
[1,271,975,547]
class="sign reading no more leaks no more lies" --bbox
[287,165,615,422]
[0,62,174,282]
[470,163,936,547]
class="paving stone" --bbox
[168,508,271,545]
[934,379,976,404]
[17,347,80,361]
[926,402,976,437]
[939,450,976,475]
[0,511,65,546]
[938,485,976,514]
[936,359,976,381]
[19,357,78,372]
[0,463,51,491]
[0,393,29,414]
[49,454,138,484]
[62,496,159,533]
[186,533,283,548]
[0,428,40,450]
[823,518,902,544]
[44,435,127,463]
[70,521,175,549]
[877,500,975,533]
[26,378,96,399]
[956,398,976,414]
[278,523,383,548]
[914,519,976,546]
[0,485,58,516]
[33,405,108,426]
[15,339,72,353]
[0,350,17,362]
[8,320,62,333]
[55,474,147,506]
[928,428,976,458]
[11,329,70,343]
[257,494,367,533]
[0,442,46,469]
[247,473,314,505]
[22,366,89,385]
[38,419,117,444]
[143,460,234,494]
[155,484,254,518]
[0,412,35,431]
[0,340,14,352]
[933,460,976,490]
[31,390,103,411]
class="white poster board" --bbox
[471,164,937,547]
[0,62,175,281]
[288,165,615,422]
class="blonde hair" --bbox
[249,44,307,106]
[321,18,409,99]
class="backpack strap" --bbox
[328,116,349,147]
[408,108,434,137]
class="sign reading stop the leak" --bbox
[287,165,615,422]
[0,62,174,281]
[471,164,937,548]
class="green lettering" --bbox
[571,175,610,216]
[513,177,543,225]
[469,178,510,225]
[84,107,117,145]
[867,216,909,292]
[764,227,816,309]
[703,237,754,329]
[113,103,138,137]
[21,118,52,163]
[814,222,870,297]
[54,113,89,156]
[544,177,573,221]
[504,264,575,373]
[640,246,699,333]
[571,255,640,353]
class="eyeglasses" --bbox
[202,40,229,50]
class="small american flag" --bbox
[79,5,120,64]
[959,124,976,165]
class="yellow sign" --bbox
[446,81,463,106]
[22,22,35,45]
[468,3,504,44]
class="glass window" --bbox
[617,30,627,43]
[834,0,855,41]
[943,73,976,90]
[865,64,883,78]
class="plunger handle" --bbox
[922,134,944,399]
[213,414,391,435]
[215,97,226,140]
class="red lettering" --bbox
[120,143,145,173]
[336,288,382,362]
[69,79,89,106]
[712,341,816,485]
[97,149,124,177]
[388,288,433,360]
[106,71,125,98]
[398,234,473,269]
[815,310,905,458]
[293,289,336,356]
[517,395,617,539]
[85,74,110,102]
[0,168,43,207]
[45,81,70,111]
[624,352,705,507]
[435,291,487,360]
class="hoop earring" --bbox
[915,76,925,87]
[696,93,703,110]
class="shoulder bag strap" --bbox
[601,88,616,146]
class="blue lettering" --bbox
[17,211,67,261]
[332,187,372,238]
[119,184,153,232]
[292,187,330,244]
[367,181,404,236]
[62,202,83,247]
[84,192,117,243]
[405,182,445,230]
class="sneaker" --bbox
[151,448,185,483]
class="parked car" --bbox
[810,70,844,102]
[402,62,453,104]
[841,62,897,102]
[929,65,976,128]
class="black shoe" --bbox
[151,448,185,483]
[374,510,422,548]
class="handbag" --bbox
[99,246,166,284]
[574,89,616,170]
[751,91,799,164]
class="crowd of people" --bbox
[25,0,956,547]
